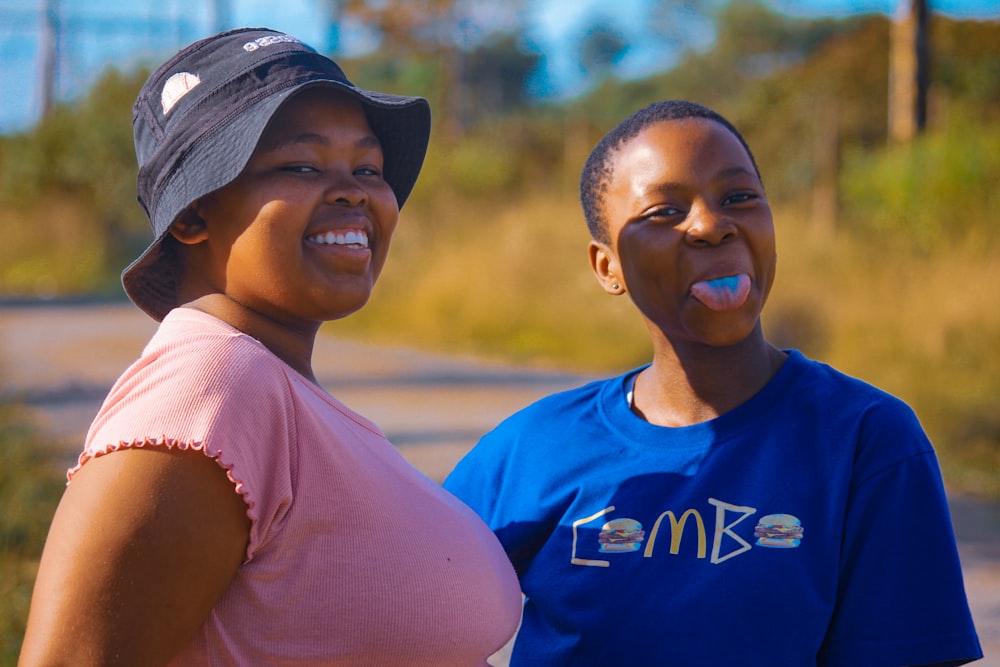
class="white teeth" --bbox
[308,230,369,248]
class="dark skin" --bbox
[171,87,399,383]
[18,447,249,666]
[19,88,398,665]
[587,116,941,667]
[587,117,786,428]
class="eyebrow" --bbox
[644,166,759,192]
[715,165,758,180]
[260,132,381,153]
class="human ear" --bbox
[168,206,209,245]
[588,240,625,295]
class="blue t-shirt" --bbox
[445,350,982,667]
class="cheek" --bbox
[617,233,675,286]
[761,250,778,302]
[374,195,401,245]
[377,189,401,225]
[758,228,778,277]
[222,212,293,271]
[747,232,778,312]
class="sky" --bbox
[1,0,998,134]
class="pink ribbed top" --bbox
[72,308,521,666]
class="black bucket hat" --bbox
[124,27,431,321]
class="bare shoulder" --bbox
[19,447,250,666]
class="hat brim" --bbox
[123,80,430,321]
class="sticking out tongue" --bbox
[690,274,751,312]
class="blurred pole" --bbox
[40,0,60,117]
[888,0,930,142]
[324,0,342,54]
[212,0,232,34]
[439,0,464,141]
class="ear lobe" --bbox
[168,207,209,245]
[588,240,625,295]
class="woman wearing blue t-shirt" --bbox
[444,100,983,667]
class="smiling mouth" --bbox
[306,230,369,249]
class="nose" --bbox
[684,201,737,246]
[323,170,368,207]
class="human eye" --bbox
[354,164,383,178]
[723,191,759,206]
[642,205,684,222]
[271,161,319,175]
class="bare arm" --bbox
[19,446,250,666]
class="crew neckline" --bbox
[601,350,806,450]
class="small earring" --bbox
[611,283,620,290]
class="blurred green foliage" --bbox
[841,111,1000,249]
[0,5,998,496]
[0,406,64,663]
[0,67,150,296]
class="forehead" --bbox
[611,117,753,182]
[258,87,374,148]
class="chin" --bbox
[321,295,372,322]
[687,314,762,348]
[696,333,752,350]
[309,276,377,318]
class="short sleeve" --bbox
[75,324,298,562]
[445,416,555,578]
[444,428,509,526]
[818,405,982,667]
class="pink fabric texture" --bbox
[72,308,522,666]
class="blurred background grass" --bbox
[0,407,63,664]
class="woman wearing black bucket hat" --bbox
[20,28,521,666]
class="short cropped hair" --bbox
[579,100,762,244]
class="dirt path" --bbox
[1,300,997,664]
[0,299,589,482]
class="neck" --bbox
[182,294,321,384]
[631,328,786,427]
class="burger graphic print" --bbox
[598,518,645,553]
[754,514,803,548]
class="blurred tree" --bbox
[930,17,1000,119]
[461,34,540,118]
[0,67,148,290]
[338,0,527,140]
[341,0,463,138]
[579,24,628,81]
[711,0,849,66]
[733,17,890,227]
[648,0,721,54]
[573,1,856,131]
